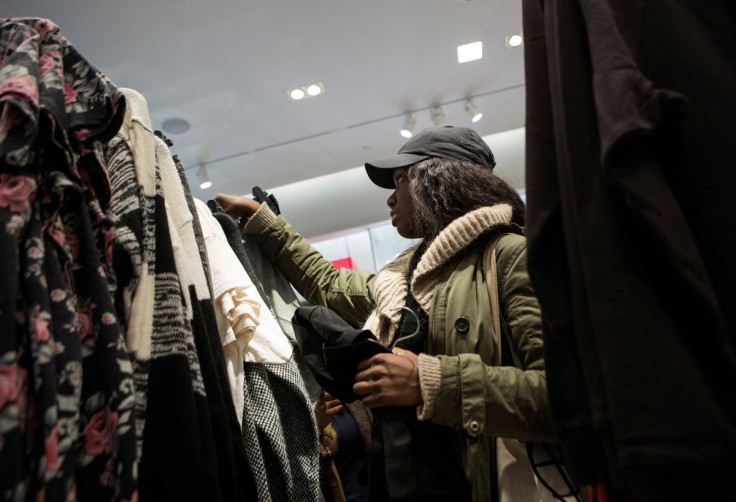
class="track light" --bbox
[400,113,416,138]
[431,105,446,126]
[197,162,212,189]
[464,98,483,123]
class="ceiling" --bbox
[5,0,527,238]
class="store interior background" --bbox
[8,0,526,273]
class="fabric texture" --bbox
[156,134,258,502]
[0,18,137,501]
[107,89,222,502]
[108,88,257,502]
[416,354,442,420]
[241,229,322,403]
[293,305,470,501]
[522,0,736,499]
[363,204,513,345]
[196,201,319,501]
[292,306,391,403]
[241,359,323,502]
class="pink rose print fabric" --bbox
[0,174,36,211]
[0,18,136,502]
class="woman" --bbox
[216,125,555,502]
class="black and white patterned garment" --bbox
[105,117,222,500]
[242,358,322,502]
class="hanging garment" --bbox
[210,209,272,311]
[293,305,471,502]
[154,129,258,502]
[242,236,302,344]
[107,88,257,502]
[522,0,736,499]
[170,156,259,502]
[194,198,321,502]
[292,305,388,403]
[105,89,220,502]
[0,18,137,501]
[242,234,322,403]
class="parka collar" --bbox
[365,204,513,344]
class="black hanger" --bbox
[252,186,280,215]
[153,130,174,147]
[207,199,223,213]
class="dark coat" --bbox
[522,0,736,498]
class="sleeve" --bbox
[243,203,377,323]
[427,234,556,443]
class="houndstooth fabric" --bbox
[242,357,321,502]
[264,358,322,501]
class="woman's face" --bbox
[387,167,418,239]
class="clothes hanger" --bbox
[390,306,420,350]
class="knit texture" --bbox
[417,354,443,420]
[363,204,513,344]
[243,201,278,234]
[107,88,217,501]
[242,360,323,502]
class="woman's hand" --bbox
[353,347,422,408]
[214,193,263,220]
[315,389,344,431]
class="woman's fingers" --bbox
[214,193,262,218]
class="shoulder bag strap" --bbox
[484,236,582,502]
[483,233,520,368]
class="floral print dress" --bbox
[0,18,137,502]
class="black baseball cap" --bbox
[365,125,496,189]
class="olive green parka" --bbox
[244,203,555,502]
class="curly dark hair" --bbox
[406,157,525,239]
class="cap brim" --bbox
[364,153,430,189]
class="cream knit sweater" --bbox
[362,204,513,419]
[363,204,513,344]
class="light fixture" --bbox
[307,83,324,96]
[464,98,483,123]
[431,105,446,126]
[457,41,483,63]
[505,34,523,48]
[197,162,212,189]
[287,82,325,101]
[289,88,305,101]
[400,113,416,138]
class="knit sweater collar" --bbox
[364,203,513,344]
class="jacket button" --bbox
[454,316,470,334]
[469,420,480,433]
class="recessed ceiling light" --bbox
[307,83,323,96]
[290,88,305,100]
[506,34,523,48]
[457,41,483,63]
[287,82,325,102]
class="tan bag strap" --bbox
[483,236,503,367]
[483,234,520,368]
[328,458,347,502]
